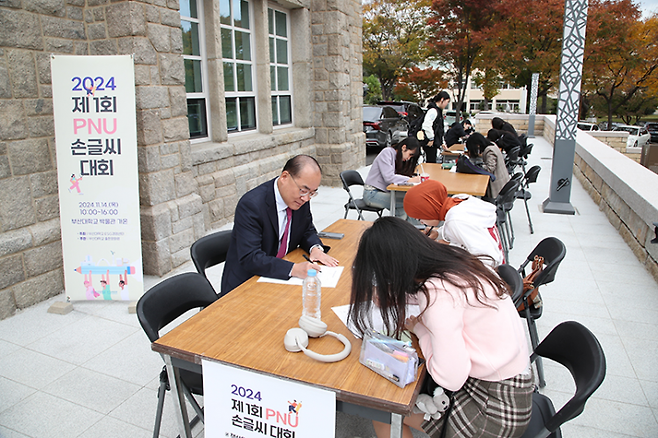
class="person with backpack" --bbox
[420,91,450,163]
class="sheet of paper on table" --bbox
[331,303,421,339]
[257,266,344,288]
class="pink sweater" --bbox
[409,277,529,392]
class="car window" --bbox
[640,128,648,135]
[381,106,399,118]
[363,107,382,121]
[646,123,658,130]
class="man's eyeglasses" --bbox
[290,175,319,198]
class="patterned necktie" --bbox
[276,207,292,258]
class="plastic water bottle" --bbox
[302,269,321,319]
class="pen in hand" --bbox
[303,254,322,271]
[425,226,434,236]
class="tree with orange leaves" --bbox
[583,1,658,127]
[394,67,448,104]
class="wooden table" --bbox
[153,219,425,438]
[440,143,466,160]
[386,163,490,216]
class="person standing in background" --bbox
[420,91,451,163]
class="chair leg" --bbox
[498,220,510,262]
[343,207,348,220]
[525,313,545,387]
[153,367,169,438]
[182,384,205,423]
[507,210,515,249]
[523,189,534,234]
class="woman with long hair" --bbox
[348,217,532,438]
[363,137,421,219]
[466,132,510,199]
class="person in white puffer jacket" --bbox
[403,179,504,267]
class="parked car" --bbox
[598,121,622,131]
[363,105,409,149]
[377,101,424,124]
[444,110,470,128]
[613,125,650,149]
[577,121,600,131]
[645,122,658,143]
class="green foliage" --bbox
[363,75,383,104]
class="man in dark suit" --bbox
[221,155,339,295]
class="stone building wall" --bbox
[0,0,364,319]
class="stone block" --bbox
[67,6,83,20]
[140,203,172,241]
[137,144,163,172]
[175,172,196,198]
[28,116,55,138]
[0,156,10,179]
[0,10,44,50]
[159,54,185,85]
[29,218,61,246]
[168,227,194,254]
[0,288,16,321]
[106,2,146,38]
[13,269,64,309]
[24,99,53,116]
[167,200,180,221]
[170,26,183,54]
[117,37,157,65]
[147,23,171,52]
[24,0,66,15]
[160,8,181,27]
[0,100,28,141]
[160,141,179,156]
[136,109,163,146]
[176,193,203,219]
[35,195,60,221]
[23,241,63,278]
[87,0,109,6]
[0,59,11,99]
[141,239,172,276]
[47,301,73,315]
[42,15,86,39]
[35,53,53,85]
[170,247,190,269]
[163,117,189,142]
[179,140,192,171]
[134,65,151,86]
[87,22,107,40]
[89,39,118,55]
[0,176,37,231]
[171,215,193,235]
[8,138,52,175]
[0,254,25,290]
[128,301,137,314]
[40,85,53,98]
[169,86,187,117]
[135,86,170,109]
[145,5,160,23]
[8,50,38,99]
[0,228,33,258]
[92,6,105,22]
[139,169,176,205]
[160,153,180,169]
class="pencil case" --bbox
[358,329,419,388]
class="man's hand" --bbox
[291,261,322,279]
[310,246,339,267]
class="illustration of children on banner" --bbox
[75,254,136,300]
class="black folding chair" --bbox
[497,263,524,304]
[137,272,219,438]
[340,170,384,220]
[521,321,606,438]
[190,229,232,295]
[517,165,541,234]
[516,237,567,388]
[494,178,521,261]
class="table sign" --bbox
[51,55,143,301]
[203,359,336,438]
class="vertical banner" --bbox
[51,55,143,301]
[203,360,336,438]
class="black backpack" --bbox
[408,111,425,141]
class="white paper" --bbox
[257,266,344,288]
[331,304,421,338]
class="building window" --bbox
[495,100,520,112]
[181,0,210,140]
[221,0,256,132]
[268,7,292,126]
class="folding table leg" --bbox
[390,191,396,216]
[164,355,193,438]
[390,413,404,438]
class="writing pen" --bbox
[425,226,434,236]
[303,254,322,271]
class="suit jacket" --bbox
[221,178,322,295]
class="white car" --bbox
[577,121,600,131]
[613,125,650,149]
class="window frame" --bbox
[268,5,293,128]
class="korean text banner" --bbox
[203,359,337,438]
[51,55,143,302]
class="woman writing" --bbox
[466,132,510,199]
[364,137,421,219]
[349,217,532,438]
[403,180,504,267]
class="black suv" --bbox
[363,105,409,149]
[377,101,424,124]
[645,122,658,143]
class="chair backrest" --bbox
[495,179,521,208]
[190,230,232,279]
[521,237,566,287]
[137,272,218,343]
[340,170,365,190]
[496,264,524,304]
[506,145,522,164]
[534,321,606,432]
[525,165,541,185]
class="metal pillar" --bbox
[527,73,539,138]
[543,0,588,215]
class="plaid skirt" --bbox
[422,373,533,438]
